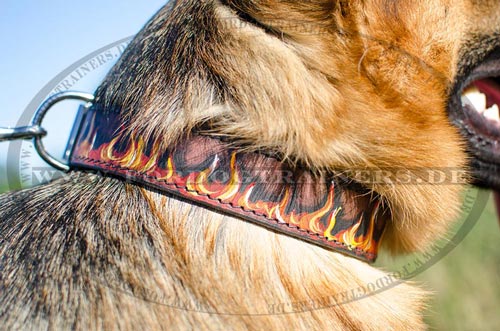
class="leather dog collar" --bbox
[69,105,387,262]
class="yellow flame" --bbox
[143,142,160,173]
[102,136,122,161]
[324,207,341,241]
[189,156,220,195]
[237,183,340,236]
[100,135,166,175]
[157,157,174,180]
[358,200,380,251]
[238,185,290,220]
[238,184,254,206]
[289,213,300,226]
[342,218,362,250]
[214,153,241,201]
[341,201,380,251]
[277,187,291,220]
[303,186,335,234]
[186,153,241,202]
[95,133,384,253]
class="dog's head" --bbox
[96,0,500,255]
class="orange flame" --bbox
[186,153,242,201]
[298,185,336,233]
[98,135,163,174]
[88,134,382,256]
[237,181,338,235]
[335,200,381,253]
[157,157,175,181]
[324,207,341,241]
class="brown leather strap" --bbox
[69,105,387,262]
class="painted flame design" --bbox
[81,133,382,257]
[336,200,381,253]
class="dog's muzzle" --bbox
[450,47,500,190]
[449,45,500,221]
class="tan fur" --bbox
[2,1,500,330]
[102,0,472,252]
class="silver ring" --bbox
[32,91,95,172]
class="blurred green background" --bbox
[0,172,499,330]
[377,190,500,331]
[420,195,500,331]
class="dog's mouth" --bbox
[450,47,500,191]
[461,78,500,134]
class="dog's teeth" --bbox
[462,86,487,112]
[483,104,500,121]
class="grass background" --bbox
[377,190,500,331]
[0,173,499,330]
[418,195,500,330]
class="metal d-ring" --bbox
[32,91,95,172]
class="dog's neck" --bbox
[92,0,465,256]
[69,104,388,262]
[94,1,346,169]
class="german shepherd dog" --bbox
[1,1,500,330]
